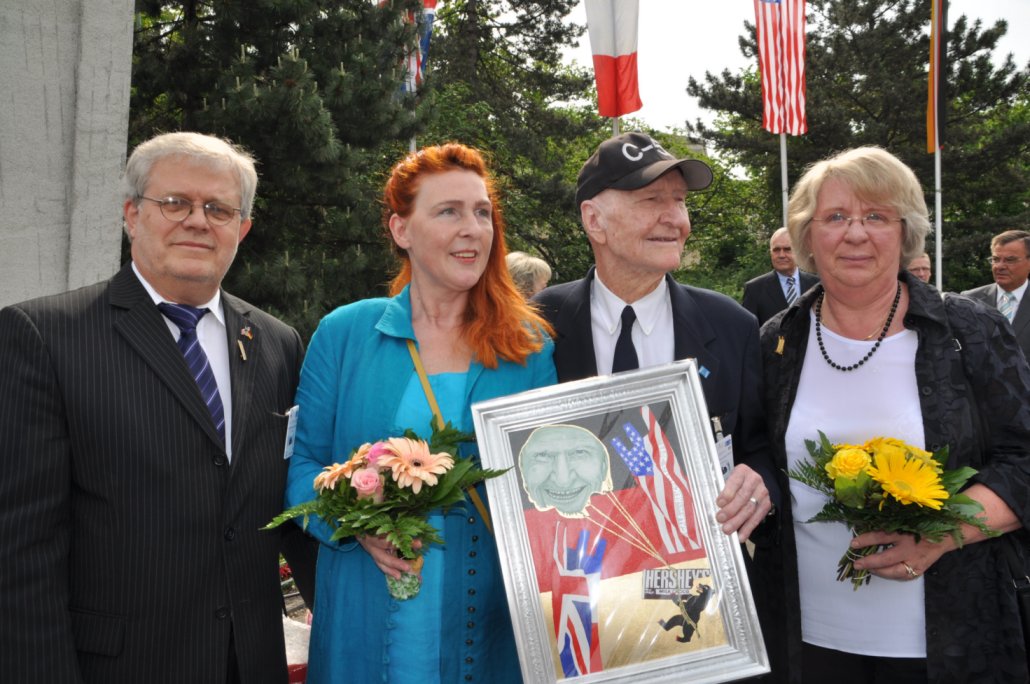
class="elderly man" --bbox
[742,227,820,325]
[905,252,932,283]
[962,229,1030,360]
[534,132,778,542]
[0,132,316,683]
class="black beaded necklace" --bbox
[815,282,902,372]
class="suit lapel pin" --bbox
[241,326,253,339]
[237,339,248,362]
[775,336,785,355]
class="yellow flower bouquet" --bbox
[266,421,505,599]
[789,432,996,589]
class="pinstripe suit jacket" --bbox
[0,264,308,683]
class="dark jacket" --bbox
[0,264,317,683]
[741,269,820,326]
[753,271,1030,683]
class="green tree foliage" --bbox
[130,0,430,337]
[686,0,1029,292]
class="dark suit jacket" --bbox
[962,282,1030,362]
[741,269,820,326]
[0,264,316,683]
[534,269,778,505]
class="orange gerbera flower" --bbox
[381,437,454,494]
[313,462,352,492]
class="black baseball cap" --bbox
[575,132,714,206]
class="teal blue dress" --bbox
[285,287,556,683]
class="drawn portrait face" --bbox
[519,425,613,517]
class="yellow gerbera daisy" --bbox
[866,450,948,509]
[381,437,454,494]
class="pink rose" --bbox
[366,441,391,467]
[351,467,384,502]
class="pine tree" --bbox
[130,0,429,337]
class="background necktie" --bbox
[785,275,798,305]
[999,291,1017,323]
[612,305,639,373]
[157,303,226,442]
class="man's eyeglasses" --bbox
[809,212,904,229]
[140,196,241,226]
[987,255,1028,266]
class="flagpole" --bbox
[934,147,942,290]
[779,133,789,227]
[613,117,619,136]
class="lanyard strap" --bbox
[406,340,493,535]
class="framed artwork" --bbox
[471,360,768,684]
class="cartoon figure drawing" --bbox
[519,424,613,518]
[658,582,712,643]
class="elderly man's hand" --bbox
[714,464,772,543]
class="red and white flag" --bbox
[754,0,807,135]
[584,0,642,118]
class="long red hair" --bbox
[383,143,552,368]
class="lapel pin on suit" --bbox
[238,325,253,362]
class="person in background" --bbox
[962,230,1030,361]
[285,143,556,683]
[755,146,1030,683]
[0,132,317,683]
[742,226,820,326]
[533,131,778,543]
[506,250,552,298]
[905,252,932,284]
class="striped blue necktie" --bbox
[157,303,225,443]
[999,291,1017,323]
[785,275,798,305]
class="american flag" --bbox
[393,0,437,94]
[610,406,701,554]
[754,0,807,135]
[551,525,605,677]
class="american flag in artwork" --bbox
[551,525,606,677]
[754,0,807,135]
[610,406,701,553]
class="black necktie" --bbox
[158,303,226,443]
[612,305,639,373]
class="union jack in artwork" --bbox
[610,406,701,553]
[551,525,606,677]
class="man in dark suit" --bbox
[741,227,819,326]
[962,229,1030,361]
[534,132,778,543]
[0,132,316,683]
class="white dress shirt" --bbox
[590,273,675,375]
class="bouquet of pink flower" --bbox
[267,421,504,599]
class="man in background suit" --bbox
[962,229,1030,361]
[741,227,819,326]
[0,132,316,683]
[534,132,778,543]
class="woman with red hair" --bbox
[285,143,555,683]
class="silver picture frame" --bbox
[471,360,769,684]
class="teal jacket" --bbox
[285,287,556,683]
